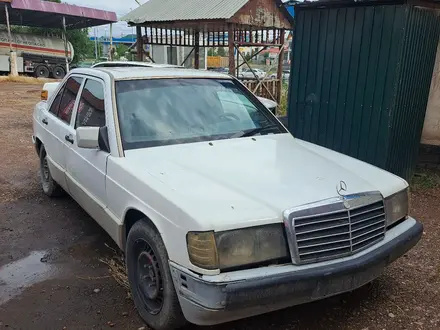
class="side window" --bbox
[49,88,63,116]
[57,77,83,124]
[76,79,105,128]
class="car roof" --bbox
[79,67,231,80]
[91,61,183,68]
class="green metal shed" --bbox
[288,0,440,180]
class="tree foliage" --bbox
[217,47,226,57]
[115,44,129,59]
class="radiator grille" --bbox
[292,198,386,264]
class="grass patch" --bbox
[0,75,55,84]
[99,243,129,291]
[411,168,440,190]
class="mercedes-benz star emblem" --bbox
[336,180,347,196]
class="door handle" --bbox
[42,118,48,125]
[65,134,74,144]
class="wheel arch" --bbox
[122,208,161,250]
[35,137,43,157]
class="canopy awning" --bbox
[0,0,117,29]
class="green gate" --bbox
[288,2,440,180]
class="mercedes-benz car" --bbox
[32,67,422,330]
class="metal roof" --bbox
[122,0,249,24]
[0,0,117,29]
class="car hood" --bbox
[124,134,407,231]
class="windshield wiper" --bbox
[235,124,279,138]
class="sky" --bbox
[62,0,295,37]
[64,0,148,37]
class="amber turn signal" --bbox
[186,231,218,270]
[41,90,48,101]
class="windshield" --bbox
[115,78,285,150]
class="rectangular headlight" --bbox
[384,188,409,227]
[216,224,289,270]
[187,224,289,271]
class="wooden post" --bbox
[228,24,235,76]
[194,29,200,69]
[136,26,143,61]
[236,44,239,76]
[62,16,70,73]
[276,30,285,109]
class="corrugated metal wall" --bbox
[288,3,440,180]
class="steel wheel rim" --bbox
[42,157,50,182]
[135,238,164,315]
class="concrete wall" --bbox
[150,45,207,69]
[422,41,440,146]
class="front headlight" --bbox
[384,188,409,227]
[187,224,289,271]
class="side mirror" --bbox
[77,127,99,149]
[77,126,110,153]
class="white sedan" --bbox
[238,68,266,79]
[33,67,422,330]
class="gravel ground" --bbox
[0,81,439,330]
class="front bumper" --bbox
[170,217,423,326]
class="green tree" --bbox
[217,47,226,57]
[207,48,217,56]
[66,29,95,63]
[115,44,129,59]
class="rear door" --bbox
[39,77,82,190]
[56,75,85,189]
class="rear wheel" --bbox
[126,220,186,330]
[52,66,66,79]
[39,146,64,197]
[35,65,50,79]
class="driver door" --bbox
[64,77,110,232]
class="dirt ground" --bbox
[0,81,439,330]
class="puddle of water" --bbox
[0,251,59,305]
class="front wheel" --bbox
[126,220,186,330]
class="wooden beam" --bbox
[181,47,194,66]
[236,46,267,70]
[228,23,235,76]
[235,44,276,101]
[136,26,143,61]
[276,31,285,109]
[194,29,200,69]
[237,42,282,47]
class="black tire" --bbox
[52,66,66,79]
[126,220,186,330]
[39,146,64,197]
[35,65,50,79]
